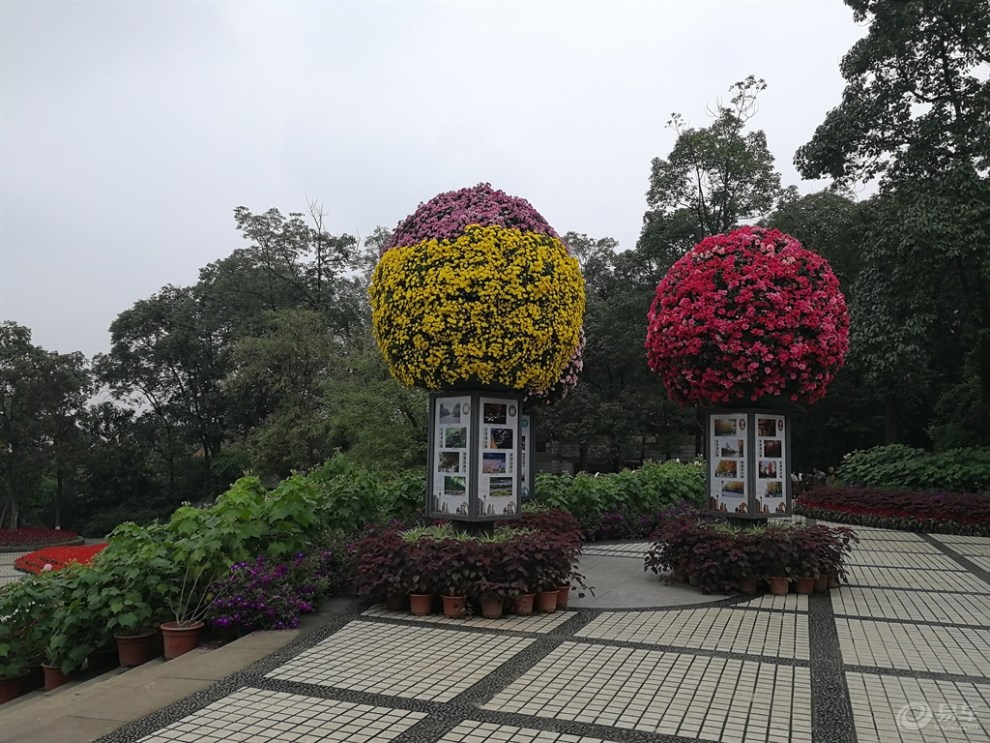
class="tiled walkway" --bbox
[38,526,990,742]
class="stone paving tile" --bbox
[733,593,808,612]
[582,542,651,558]
[439,720,618,743]
[361,605,574,633]
[837,618,990,677]
[484,642,812,743]
[136,687,426,743]
[577,608,808,659]
[947,545,990,558]
[847,550,967,571]
[850,542,949,556]
[266,621,532,702]
[832,587,990,626]
[846,672,990,743]
[844,565,990,593]
[930,535,990,546]
[968,556,990,572]
[818,523,926,541]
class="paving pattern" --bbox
[85,524,990,743]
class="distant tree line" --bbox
[2,0,987,531]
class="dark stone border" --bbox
[807,590,858,743]
[921,534,990,588]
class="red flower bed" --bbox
[795,486,990,536]
[14,543,108,574]
[0,527,82,551]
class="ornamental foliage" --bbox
[645,226,849,405]
[371,184,585,393]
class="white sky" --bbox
[0,0,865,358]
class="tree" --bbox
[796,0,990,420]
[0,323,90,528]
[642,75,783,254]
[795,0,990,185]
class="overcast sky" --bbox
[1,1,865,359]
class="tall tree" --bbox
[641,75,783,255]
[0,323,90,528]
[796,0,990,427]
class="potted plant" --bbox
[403,538,439,616]
[434,538,480,619]
[761,524,796,596]
[350,526,409,608]
[160,535,227,660]
[87,536,173,667]
[0,627,29,703]
[0,574,60,696]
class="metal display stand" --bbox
[427,391,523,522]
[707,409,791,519]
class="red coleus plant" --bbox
[14,543,108,574]
[645,226,849,405]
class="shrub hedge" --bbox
[837,444,990,494]
[530,460,706,539]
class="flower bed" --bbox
[14,543,108,574]
[795,486,990,536]
[0,528,83,552]
[349,512,586,611]
[644,505,857,594]
[645,226,849,405]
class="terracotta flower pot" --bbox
[161,621,205,660]
[795,577,815,595]
[0,672,28,704]
[41,664,69,692]
[409,593,433,616]
[536,590,559,613]
[737,578,760,594]
[556,584,571,609]
[814,575,830,592]
[481,597,503,619]
[441,595,466,618]
[23,665,44,693]
[512,593,535,616]
[86,647,119,673]
[768,577,790,596]
[828,574,841,589]
[115,630,159,667]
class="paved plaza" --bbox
[1,524,989,742]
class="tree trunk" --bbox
[884,397,899,444]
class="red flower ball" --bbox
[645,226,849,405]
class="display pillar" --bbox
[427,391,523,522]
[707,410,791,519]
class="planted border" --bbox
[794,485,990,536]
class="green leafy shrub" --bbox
[837,444,990,494]
[531,460,706,538]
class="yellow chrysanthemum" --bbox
[370,224,585,392]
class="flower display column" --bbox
[645,227,849,519]
[370,184,585,522]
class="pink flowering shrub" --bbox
[645,226,849,405]
[383,182,561,252]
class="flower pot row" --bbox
[352,517,587,618]
[646,507,858,595]
[401,585,571,619]
[739,573,840,596]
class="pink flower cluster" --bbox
[384,183,560,252]
[645,226,849,405]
